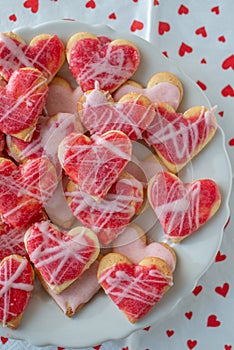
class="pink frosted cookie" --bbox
[148,171,221,242]
[78,85,155,140]
[0,157,57,228]
[25,221,100,294]
[45,76,83,116]
[66,32,140,92]
[0,68,48,141]
[113,223,176,272]
[0,254,34,329]
[0,32,65,82]
[65,172,143,246]
[97,253,173,323]
[113,72,183,110]
[38,260,100,317]
[58,130,132,200]
[143,103,217,173]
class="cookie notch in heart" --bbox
[113,71,184,111]
[148,171,221,242]
[143,103,217,173]
[0,254,34,329]
[25,221,100,294]
[0,32,65,82]
[78,86,155,140]
[66,32,140,92]
[58,130,132,200]
[97,253,173,323]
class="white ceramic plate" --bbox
[0,20,232,348]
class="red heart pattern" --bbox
[130,20,144,32]
[222,55,234,70]
[158,21,170,35]
[148,172,221,242]
[0,32,65,82]
[179,42,193,56]
[58,130,132,200]
[0,255,34,329]
[207,314,221,327]
[23,0,39,13]
[25,221,100,293]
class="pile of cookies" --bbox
[0,30,221,329]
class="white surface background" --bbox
[0,1,233,349]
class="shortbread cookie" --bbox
[148,171,221,242]
[66,32,140,92]
[0,32,65,81]
[97,253,173,323]
[25,221,100,294]
[113,223,176,271]
[0,68,48,141]
[78,85,155,140]
[113,72,183,110]
[65,172,143,246]
[143,103,217,173]
[58,130,132,200]
[0,254,34,329]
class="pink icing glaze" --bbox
[45,260,100,316]
[113,82,181,110]
[113,224,176,272]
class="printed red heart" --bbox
[97,253,173,322]
[58,130,132,200]
[143,326,151,331]
[9,14,17,22]
[0,32,65,82]
[0,68,48,138]
[66,172,143,246]
[162,51,168,58]
[158,21,170,35]
[1,337,8,344]
[185,311,193,320]
[187,339,197,349]
[207,314,221,327]
[143,104,217,173]
[221,85,234,97]
[109,12,116,20]
[85,0,96,8]
[211,6,220,14]
[192,285,203,296]
[0,157,57,228]
[218,111,224,117]
[178,4,189,14]
[215,250,227,262]
[148,172,221,242]
[196,80,207,91]
[25,221,100,293]
[0,255,34,329]
[179,42,193,56]
[218,35,226,42]
[166,329,174,337]
[154,0,159,5]
[79,88,155,141]
[215,282,229,297]
[67,32,140,92]
[229,138,234,146]
[130,20,144,32]
[201,58,207,64]
[222,55,234,70]
[225,345,232,350]
[23,0,39,13]
[195,26,207,37]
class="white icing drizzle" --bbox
[98,264,172,320]
[0,256,33,326]
[0,222,27,260]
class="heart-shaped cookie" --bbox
[66,32,140,92]
[0,32,65,82]
[0,254,34,329]
[25,221,100,294]
[66,172,143,246]
[0,157,57,227]
[113,72,183,110]
[78,86,155,140]
[148,171,221,242]
[0,68,48,141]
[58,130,132,200]
[97,253,173,323]
[143,103,217,173]
[113,223,176,272]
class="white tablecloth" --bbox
[0,1,233,349]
